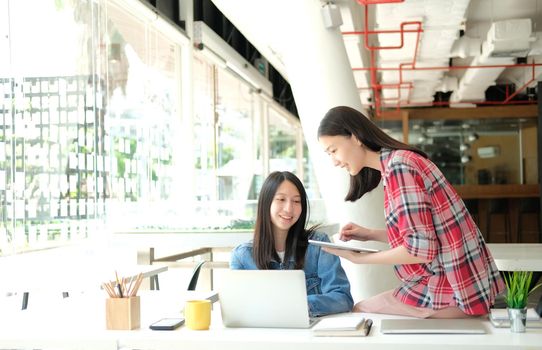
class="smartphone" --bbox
[149,317,185,330]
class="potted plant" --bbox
[503,271,542,332]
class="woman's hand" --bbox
[340,222,388,243]
[321,247,371,264]
[339,222,372,241]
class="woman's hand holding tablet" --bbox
[308,240,380,253]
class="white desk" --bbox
[0,290,216,350]
[2,290,538,350]
[118,306,542,350]
[487,243,542,271]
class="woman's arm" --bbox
[322,244,431,265]
[306,236,354,317]
[229,246,245,269]
[339,222,388,243]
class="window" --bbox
[0,0,186,252]
[0,0,322,253]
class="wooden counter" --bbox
[454,184,540,199]
[453,184,540,243]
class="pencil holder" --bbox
[105,296,140,330]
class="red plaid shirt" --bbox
[380,149,504,315]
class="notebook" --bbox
[219,269,316,328]
[380,318,486,334]
[312,315,372,337]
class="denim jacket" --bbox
[229,231,354,317]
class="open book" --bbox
[312,315,372,337]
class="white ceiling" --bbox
[212,0,542,112]
[343,0,542,110]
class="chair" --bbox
[516,198,540,243]
[486,198,511,243]
[463,199,479,226]
[21,291,70,310]
[187,261,207,291]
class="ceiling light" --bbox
[467,133,479,142]
[321,2,342,29]
[461,155,472,164]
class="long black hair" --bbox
[317,106,427,201]
[253,171,318,269]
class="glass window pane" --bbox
[268,106,298,174]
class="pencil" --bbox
[130,273,143,297]
[126,275,136,297]
[102,282,115,298]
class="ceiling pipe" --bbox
[450,19,535,104]
[357,0,404,4]
[376,63,537,108]
[354,61,541,110]
[342,0,542,110]
[352,62,542,71]
[354,1,423,116]
[501,61,536,104]
[378,99,536,108]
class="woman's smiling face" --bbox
[269,180,302,236]
[319,134,367,176]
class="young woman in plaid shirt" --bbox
[317,106,504,318]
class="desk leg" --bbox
[536,294,542,317]
[151,275,160,290]
[22,292,28,310]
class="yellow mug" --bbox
[184,299,211,330]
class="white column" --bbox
[278,0,396,303]
[211,0,397,301]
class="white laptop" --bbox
[380,318,486,334]
[219,270,316,328]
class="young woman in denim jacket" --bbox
[230,171,353,317]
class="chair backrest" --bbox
[187,260,206,291]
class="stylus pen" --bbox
[117,283,124,298]
[364,319,373,336]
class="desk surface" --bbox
[1,291,540,350]
[487,243,542,271]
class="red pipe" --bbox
[357,0,404,4]
[502,62,536,104]
[363,6,422,50]
[352,62,542,72]
[357,1,423,115]
[378,100,537,108]
[343,29,423,36]
[352,0,539,112]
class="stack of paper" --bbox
[489,308,542,328]
[312,315,372,337]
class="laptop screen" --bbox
[219,270,313,328]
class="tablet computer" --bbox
[380,318,486,334]
[308,240,380,253]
